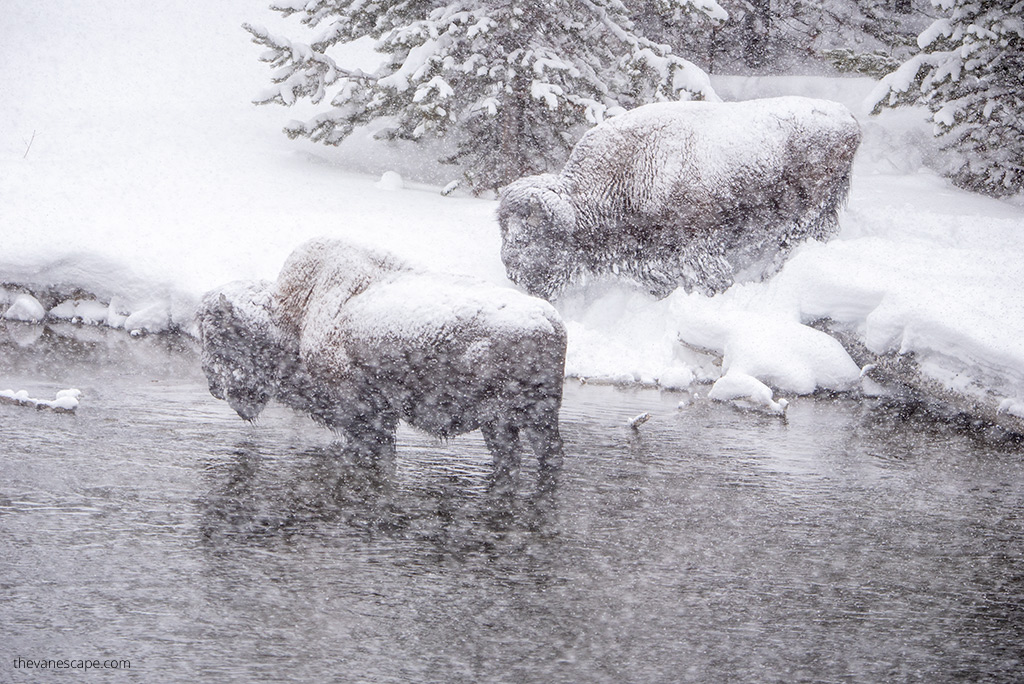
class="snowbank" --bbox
[2,3,1023,430]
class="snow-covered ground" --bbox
[3,1,1023,429]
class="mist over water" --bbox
[2,325,1023,683]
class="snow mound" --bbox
[0,254,192,334]
[375,171,405,191]
[0,388,81,412]
[669,288,863,395]
[124,303,173,336]
[49,298,129,327]
[4,294,46,322]
[707,372,789,415]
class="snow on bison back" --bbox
[498,96,862,300]
[196,238,567,477]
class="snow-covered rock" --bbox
[708,371,789,415]
[49,298,112,325]
[0,388,81,412]
[3,294,46,322]
[124,303,172,335]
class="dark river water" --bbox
[2,324,1023,683]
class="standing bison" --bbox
[196,238,567,474]
[498,96,862,299]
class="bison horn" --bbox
[214,293,237,321]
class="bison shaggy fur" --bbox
[498,96,862,299]
[196,238,567,472]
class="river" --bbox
[2,324,1022,682]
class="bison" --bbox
[498,96,862,299]
[196,238,567,474]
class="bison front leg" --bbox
[680,238,735,296]
[328,392,400,464]
[343,414,399,464]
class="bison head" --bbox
[196,282,281,422]
[497,175,578,300]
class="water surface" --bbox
[2,324,1022,682]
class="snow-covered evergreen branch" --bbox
[870,0,1024,196]
[244,23,375,106]
[245,0,718,191]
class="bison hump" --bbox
[298,271,563,358]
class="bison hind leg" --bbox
[481,419,522,490]
[523,421,563,495]
[523,412,563,471]
[808,172,849,242]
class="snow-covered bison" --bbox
[498,96,861,299]
[196,238,567,472]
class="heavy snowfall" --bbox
[1,0,1022,430]
[5,2,1024,683]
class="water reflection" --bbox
[197,436,562,558]
[199,440,401,543]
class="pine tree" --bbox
[806,0,930,78]
[628,0,727,70]
[870,0,1024,196]
[632,0,928,74]
[245,0,719,192]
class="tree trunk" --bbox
[495,73,531,190]
[742,0,772,68]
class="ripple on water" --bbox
[1,327,1023,683]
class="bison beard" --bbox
[498,96,862,300]
[196,239,567,478]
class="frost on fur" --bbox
[195,280,283,422]
[195,238,568,472]
[498,96,862,300]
